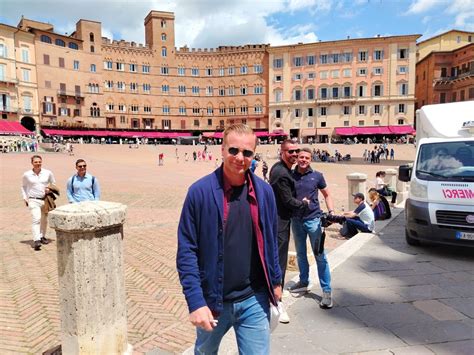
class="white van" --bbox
[398,101,474,246]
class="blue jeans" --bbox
[345,217,372,236]
[291,218,331,293]
[195,292,270,355]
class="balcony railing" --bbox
[0,77,18,85]
[434,69,474,85]
[57,90,85,98]
[316,96,357,104]
[0,106,19,113]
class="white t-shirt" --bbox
[375,176,385,190]
[355,202,375,231]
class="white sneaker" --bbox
[320,291,333,309]
[279,304,290,324]
[282,289,290,298]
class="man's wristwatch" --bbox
[328,209,334,214]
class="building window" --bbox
[194,119,200,127]
[240,105,248,114]
[398,66,407,74]
[118,104,125,112]
[254,64,263,73]
[218,67,225,76]
[398,119,404,125]
[275,90,282,102]
[373,84,382,96]
[358,105,365,115]
[398,103,405,113]
[343,106,350,115]
[374,104,381,114]
[161,66,169,75]
[55,39,65,47]
[56,57,64,68]
[275,75,282,82]
[254,84,263,94]
[116,62,124,71]
[320,54,328,64]
[320,107,327,116]
[43,54,50,65]
[142,65,150,73]
[320,87,328,99]
[104,61,113,70]
[342,68,351,77]
[374,119,380,125]
[163,105,170,115]
[398,48,407,59]
[40,35,52,44]
[179,106,186,115]
[294,73,302,81]
[192,107,200,115]
[332,53,340,63]
[307,55,315,65]
[207,107,214,116]
[144,106,152,113]
[273,58,283,68]
[219,107,225,115]
[161,47,167,57]
[307,107,313,117]
[178,85,186,94]
[161,33,167,41]
[192,67,199,76]
[130,83,138,92]
[90,33,95,42]
[104,80,113,90]
[192,86,200,95]
[358,51,367,62]
[130,105,139,113]
[129,63,137,72]
[143,83,151,93]
[90,104,100,117]
[90,64,96,72]
[178,67,185,76]
[308,72,315,79]
[343,52,352,62]
[117,82,125,92]
[399,83,408,95]
[294,89,302,101]
[295,109,301,117]
[320,71,328,79]
[275,109,281,119]
[332,87,339,98]
[228,86,235,96]
[358,120,365,126]
[21,48,29,63]
[162,84,169,93]
[206,67,212,76]
[228,66,235,75]
[90,45,95,53]
[207,86,214,96]
[331,70,339,78]
[240,65,248,74]
[161,20,166,28]
[373,67,383,75]
[22,69,30,82]
[218,86,225,96]
[294,57,303,67]
[358,85,366,97]
[343,86,351,97]
[68,42,79,50]
[357,68,367,76]
[307,88,315,100]
[374,49,384,60]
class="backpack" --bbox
[70,175,96,198]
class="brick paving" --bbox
[0,142,415,354]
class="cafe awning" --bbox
[300,128,316,137]
[0,121,34,135]
[388,125,415,134]
[334,127,355,136]
[316,128,333,136]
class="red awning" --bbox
[334,127,355,136]
[41,129,192,138]
[388,125,415,135]
[353,126,392,135]
[0,121,34,135]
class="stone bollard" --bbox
[346,173,367,210]
[384,169,398,190]
[48,201,132,355]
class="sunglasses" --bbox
[77,165,87,168]
[228,147,254,158]
[286,149,300,154]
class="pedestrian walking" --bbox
[66,159,100,203]
[177,124,281,354]
[21,155,56,251]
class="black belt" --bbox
[29,197,45,200]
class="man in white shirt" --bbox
[343,193,375,237]
[21,155,56,251]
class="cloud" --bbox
[407,0,440,14]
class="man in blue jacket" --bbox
[177,124,282,354]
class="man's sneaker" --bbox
[282,289,290,298]
[288,281,311,293]
[279,303,290,324]
[320,291,333,309]
[40,237,49,245]
[33,241,41,251]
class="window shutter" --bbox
[42,102,46,114]
[67,108,71,116]
[52,104,56,115]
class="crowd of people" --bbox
[0,136,38,153]
[363,144,395,163]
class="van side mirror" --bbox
[398,164,411,182]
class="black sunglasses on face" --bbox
[228,147,254,158]
[286,149,300,154]
[77,165,87,168]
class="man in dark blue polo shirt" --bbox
[290,148,335,309]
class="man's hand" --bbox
[189,306,216,332]
[45,187,50,194]
[302,197,310,206]
[273,285,282,301]
[24,199,28,207]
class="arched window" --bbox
[161,20,166,28]
[55,38,65,47]
[161,33,167,41]
[68,42,79,50]
[90,45,95,53]
[161,47,167,57]
[40,35,52,44]
[90,32,95,42]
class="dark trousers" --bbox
[277,218,291,288]
[376,188,397,204]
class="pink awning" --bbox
[388,125,415,134]
[334,127,355,136]
[0,121,34,135]
[42,129,193,138]
[353,126,392,135]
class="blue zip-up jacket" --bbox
[177,166,281,314]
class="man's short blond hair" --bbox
[223,124,257,147]
[299,147,312,155]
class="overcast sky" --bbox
[1,0,473,48]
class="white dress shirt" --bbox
[21,168,56,199]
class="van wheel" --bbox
[405,229,420,246]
